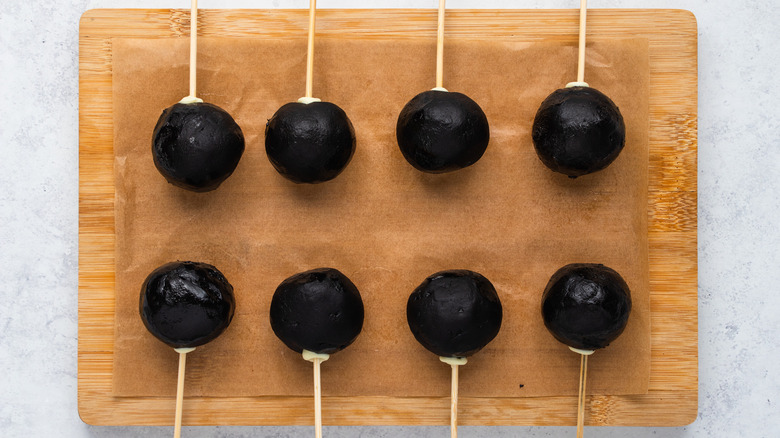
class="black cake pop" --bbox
[153,101,245,192]
[140,261,235,349]
[396,90,489,174]
[407,269,502,358]
[265,101,355,184]
[541,263,631,352]
[532,86,624,178]
[270,268,364,355]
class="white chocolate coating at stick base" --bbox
[569,346,595,355]
[566,81,590,88]
[439,356,468,366]
[178,95,204,104]
[302,349,330,362]
[297,97,322,104]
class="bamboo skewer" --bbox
[179,0,201,104]
[173,347,195,438]
[439,356,467,438]
[435,0,446,89]
[305,0,317,99]
[303,350,330,438]
[450,363,459,438]
[313,357,323,438]
[189,0,198,99]
[576,353,589,438]
[576,0,587,84]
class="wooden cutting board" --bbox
[78,8,697,426]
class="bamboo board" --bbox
[78,9,697,426]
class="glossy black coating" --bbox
[532,86,625,178]
[139,261,236,349]
[265,101,356,184]
[541,263,631,350]
[269,268,364,354]
[396,90,490,173]
[152,102,245,192]
[406,270,502,358]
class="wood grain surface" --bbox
[78,8,697,426]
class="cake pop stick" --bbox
[173,346,195,438]
[187,0,198,100]
[305,0,316,99]
[312,355,324,438]
[574,351,591,438]
[435,0,445,89]
[569,347,594,438]
[439,356,467,438]
[450,361,458,438]
[303,350,330,438]
[576,0,587,85]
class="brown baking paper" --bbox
[111,35,650,398]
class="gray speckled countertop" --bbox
[1,0,778,436]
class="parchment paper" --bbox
[112,36,650,398]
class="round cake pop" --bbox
[265,100,356,184]
[270,267,364,355]
[531,86,625,178]
[140,260,236,349]
[152,101,245,192]
[396,90,490,174]
[151,0,244,194]
[265,0,355,186]
[396,0,489,176]
[541,263,631,351]
[406,269,502,358]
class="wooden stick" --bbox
[189,0,198,99]
[313,357,323,438]
[576,353,589,438]
[305,0,317,99]
[435,0,446,89]
[439,356,466,437]
[450,363,459,438]
[302,350,329,438]
[173,347,195,438]
[576,0,587,84]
